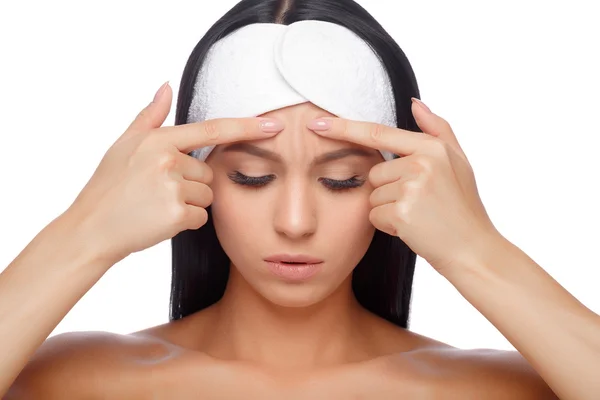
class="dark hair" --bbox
[170,0,421,328]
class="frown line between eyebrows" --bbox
[220,143,377,166]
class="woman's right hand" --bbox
[66,82,283,265]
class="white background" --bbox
[0,1,598,351]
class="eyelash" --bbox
[227,171,366,192]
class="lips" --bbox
[264,255,324,281]
[264,254,324,264]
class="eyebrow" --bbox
[221,143,376,166]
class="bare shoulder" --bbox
[358,314,557,399]
[384,345,558,399]
[6,330,185,400]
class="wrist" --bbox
[444,228,511,283]
[54,208,124,270]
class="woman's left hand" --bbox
[307,98,500,275]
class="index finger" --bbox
[158,118,284,154]
[308,118,428,157]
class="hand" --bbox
[67,82,283,265]
[307,98,499,275]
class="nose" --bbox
[273,178,317,240]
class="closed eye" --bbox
[227,171,366,192]
[318,176,366,192]
[227,171,275,187]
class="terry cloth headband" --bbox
[187,20,397,162]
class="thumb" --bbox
[410,97,466,156]
[125,81,173,135]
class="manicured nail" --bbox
[259,118,284,132]
[411,97,432,113]
[153,81,170,102]
[307,118,331,131]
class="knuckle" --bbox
[369,123,384,141]
[339,119,350,138]
[203,120,221,141]
[409,157,427,175]
[139,131,162,150]
[156,152,178,172]
[405,160,419,177]
[392,201,410,224]
[439,118,453,132]
[403,179,422,193]
[430,140,449,158]
[169,202,189,226]
[136,108,149,122]
[412,155,435,176]
[165,179,185,203]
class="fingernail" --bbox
[307,118,331,131]
[259,118,284,132]
[153,81,170,102]
[411,97,432,113]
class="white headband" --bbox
[187,20,397,162]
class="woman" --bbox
[1,0,597,398]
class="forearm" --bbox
[446,232,600,400]
[0,211,114,396]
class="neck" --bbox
[199,263,373,370]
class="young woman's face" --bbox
[207,102,383,307]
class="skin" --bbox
[1,84,558,399]
[309,101,600,400]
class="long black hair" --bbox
[170,0,421,328]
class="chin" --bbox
[257,283,333,308]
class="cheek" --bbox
[210,179,266,259]
[320,192,375,250]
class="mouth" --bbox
[264,254,324,264]
[263,254,324,281]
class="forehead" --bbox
[258,102,336,121]
[213,102,380,162]
[254,102,343,149]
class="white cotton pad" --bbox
[187,20,397,162]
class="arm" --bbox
[445,232,600,400]
[304,103,595,398]
[0,209,114,397]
